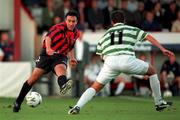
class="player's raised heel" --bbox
[13,102,21,113]
[68,106,80,115]
[60,79,73,95]
[155,101,173,112]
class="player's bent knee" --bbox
[146,65,156,76]
[27,75,41,85]
[91,81,104,92]
[27,79,36,86]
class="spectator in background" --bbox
[52,16,61,25]
[54,0,72,21]
[71,30,90,97]
[0,48,4,61]
[160,55,180,96]
[103,0,118,29]
[144,0,155,11]
[152,2,164,26]
[97,0,107,10]
[127,0,138,13]
[0,31,14,61]
[41,0,55,31]
[84,53,102,88]
[29,1,44,33]
[163,1,179,31]
[87,0,104,31]
[134,1,145,27]
[141,11,162,31]
[75,0,87,31]
[177,0,180,8]
[83,0,92,8]
[21,0,43,8]
[171,10,180,32]
[119,0,135,26]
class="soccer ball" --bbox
[163,90,172,97]
[26,92,42,107]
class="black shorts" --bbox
[35,53,68,74]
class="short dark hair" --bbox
[65,10,79,20]
[110,10,125,24]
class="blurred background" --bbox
[0,0,180,98]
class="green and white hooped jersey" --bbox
[96,23,148,59]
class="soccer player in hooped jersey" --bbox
[68,10,174,114]
[13,10,80,112]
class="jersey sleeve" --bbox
[96,34,105,56]
[136,28,148,42]
[96,42,102,55]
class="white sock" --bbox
[75,87,96,108]
[115,82,125,95]
[149,74,162,105]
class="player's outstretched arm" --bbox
[145,34,175,58]
[45,36,54,55]
[68,48,77,67]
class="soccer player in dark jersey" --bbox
[13,10,80,112]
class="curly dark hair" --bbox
[110,10,125,24]
[65,10,79,20]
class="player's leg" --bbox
[68,62,119,114]
[146,64,162,103]
[127,57,172,111]
[13,68,45,112]
[54,64,72,94]
[146,64,172,111]
[13,55,50,112]
[52,54,71,94]
[68,81,104,114]
[77,81,104,107]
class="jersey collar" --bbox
[113,23,124,26]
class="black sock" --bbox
[15,81,32,105]
[57,75,67,88]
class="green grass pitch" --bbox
[0,96,180,120]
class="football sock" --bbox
[115,82,125,95]
[75,87,96,108]
[149,74,162,105]
[57,75,67,88]
[16,81,32,105]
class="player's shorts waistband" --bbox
[103,53,135,60]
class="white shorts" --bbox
[96,55,149,85]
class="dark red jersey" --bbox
[42,22,80,55]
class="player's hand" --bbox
[143,75,149,80]
[162,49,175,58]
[69,58,77,68]
[41,32,47,42]
[46,48,55,55]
